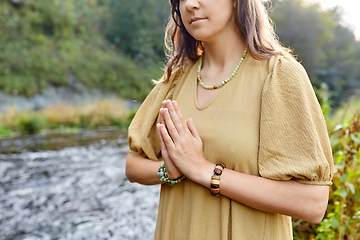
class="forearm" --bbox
[157,100,330,223]
[125,152,162,185]
[191,161,329,224]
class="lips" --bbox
[190,17,206,24]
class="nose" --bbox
[183,0,200,10]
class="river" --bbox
[0,128,160,240]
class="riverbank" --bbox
[1,109,359,239]
[0,100,137,136]
[1,94,359,137]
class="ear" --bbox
[233,0,238,8]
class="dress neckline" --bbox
[194,55,249,111]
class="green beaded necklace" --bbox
[197,47,247,90]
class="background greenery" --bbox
[1,0,360,104]
[0,0,166,100]
[269,0,360,108]
[0,0,360,239]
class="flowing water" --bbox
[0,128,160,240]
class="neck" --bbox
[202,25,245,70]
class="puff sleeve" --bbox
[127,68,184,161]
[258,56,334,185]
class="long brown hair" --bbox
[163,0,290,82]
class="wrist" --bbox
[157,162,185,186]
[210,163,226,196]
[188,160,215,188]
[167,171,183,180]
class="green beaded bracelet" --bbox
[157,162,185,186]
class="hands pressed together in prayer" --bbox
[156,100,208,180]
[127,101,329,223]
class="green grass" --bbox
[0,127,14,137]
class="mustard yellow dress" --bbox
[128,54,334,240]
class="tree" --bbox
[270,0,360,106]
[0,0,159,100]
[105,0,169,64]
[318,8,360,106]
[270,0,335,83]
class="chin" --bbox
[190,33,210,42]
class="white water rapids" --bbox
[0,129,160,240]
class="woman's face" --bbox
[179,0,236,42]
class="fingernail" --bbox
[172,100,177,106]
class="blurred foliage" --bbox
[0,100,135,134]
[0,0,161,100]
[293,111,360,240]
[1,0,359,105]
[1,0,359,106]
[314,82,332,124]
[293,85,360,239]
[0,126,13,137]
[1,0,360,238]
[269,0,360,107]
[104,0,169,64]
[331,97,360,128]
[270,0,335,80]
[17,113,48,134]
[324,115,360,239]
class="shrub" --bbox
[294,112,360,239]
[17,113,48,134]
[0,100,133,135]
[317,113,360,239]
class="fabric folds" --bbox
[258,56,334,185]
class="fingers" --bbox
[171,101,188,131]
[157,123,175,150]
[187,118,201,141]
[159,105,167,127]
[160,108,179,141]
[162,100,187,134]
[157,123,170,161]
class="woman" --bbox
[126,0,334,239]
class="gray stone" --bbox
[0,83,140,112]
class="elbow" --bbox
[294,185,329,224]
[125,166,136,183]
[307,208,326,224]
[125,155,136,183]
[125,168,135,183]
[310,202,328,224]
[305,187,329,224]
[297,203,327,224]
